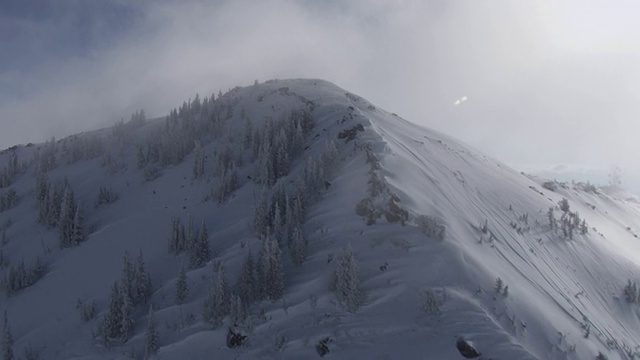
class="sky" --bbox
[1,0,639,189]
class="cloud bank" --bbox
[1,0,639,185]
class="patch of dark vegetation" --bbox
[456,337,481,358]
[226,327,248,348]
[337,124,364,142]
[316,337,332,357]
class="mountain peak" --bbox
[1,79,639,359]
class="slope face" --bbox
[0,79,639,360]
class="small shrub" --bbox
[316,337,331,357]
[96,187,118,206]
[422,289,446,315]
[226,327,247,348]
[143,165,162,182]
[623,279,638,303]
[416,215,445,240]
[76,298,97,322]
[274,334,287,351]
[542,181,558,191]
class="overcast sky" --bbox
[1,0,639,188]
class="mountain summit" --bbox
[1,79,639,359]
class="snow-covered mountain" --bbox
[1,79,640,360]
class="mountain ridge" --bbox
[0,78,639,359]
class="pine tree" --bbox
[70,202,85,245]
[168,217,183,254]
[258,232,284,300]
[2,311,14,360]
[494,277,504,294]
[133,250,151,306]
[253,189,269,235]
[333,246,361,312]
[176,266,188,305]
[186,216,197,252]
[273,206,283,246]
[192,141,205,180]
[121,252,134,302]
[119,292,134,343]
[58,187,75,248]
[230,294,246,325]
[204,265,231,327]
[46,183,62,228]
[235,249,256,304]
[103,281,124,340]
[144,305,158,359]
[289,225,307,266]
[189,221,210,268]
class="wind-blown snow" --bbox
[1,79,640,359]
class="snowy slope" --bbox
[1,79,640,360]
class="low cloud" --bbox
[1,0,639,186]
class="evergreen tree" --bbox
[230,294,246,325]
[203,265,231,327]
[253,188,269,235]
[235,249,256,304]
[70,202,86,245]
[258,232,284,300]
[121,252,134,302]
[186,216,197,252]
[103,281,124,340]
[273,206,283,246]
[46,183,62,228]
[167,217,187,254]
[58,187,75,247]
[189,221,210,268]
[144,305,158,359]
[2,311,13,360]
[133,250,151,306]
[175,266,188,305]
[333,246,361,312]
[192,141,205,180]
[119,292,134,343]
[289,225,307,266]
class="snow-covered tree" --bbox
[203,265,231,327]
[289,225,307,266]
[253,188,270,236]
[186,216,197,252]
[494,277,504,293]
[189,221,210,268]
[624,279,638,303]
[176,266,188,305]
[167,217,186,254]
[144,305,158,359]
[558,198,570,214]
[235,249,256,304]
[2,311,13,360]
[102,281,124,341]
[547,207,556,231]
[58,186,85,248]
[119,292,134,343]
[70,202,86,245]
[333,246,361,312]
[192,140,205,180]
[230,294,246,325]
[133,250,151,306]
[273,206,283,246]
[258,231,284,300]
[120,252,134,302]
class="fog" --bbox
[1,0,639,189]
